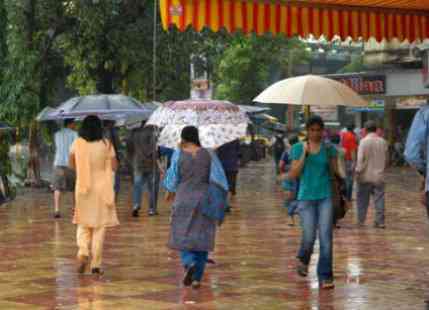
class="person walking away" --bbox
[340,124,358,201]
[288,115,338,289]
[330,134,349,228]
[0,130,13,203]
[355,121,388,229]
[404,104,429,218]
[52,118,78,218]
[279,135,300,226]
[103,120,121,201]
[127,123,162,217]
[272,133,286,175]
[69,115,119,275]
[164,126,228,289]
[216,139,240,212]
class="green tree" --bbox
[213,35,309,104]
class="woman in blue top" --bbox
[288,115,337,289]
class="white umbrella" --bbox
[147,100,249,148]
[254,75,368,107]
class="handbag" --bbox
[325,144,348,222]
[200,151,228,223]
[201,182,227,223]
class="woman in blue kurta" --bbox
[163,126,228,289]
[288,115,337,289]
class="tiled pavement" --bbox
[0,160,429,309]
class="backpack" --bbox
[273,136,285,157]
[132,127,158,173]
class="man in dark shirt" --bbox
[217,139,240,211]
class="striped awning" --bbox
[160,0,429,42]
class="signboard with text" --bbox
[329,74,386,95]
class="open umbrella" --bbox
[147,100,250,148]
[0,122,14,131]
[254,75,367,107]
[36,95,155,125]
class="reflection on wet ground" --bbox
[0,160,428,309]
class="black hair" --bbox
[64,118,75,127]
[79,115,103,142]
[181,126,201,146]
[306,115,324,129]
[289,135,299,146]
[347,123,355,131]
[365,120,377,133]
[330,134,341,144]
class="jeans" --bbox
[284,199,299,217]
[180,250,208,282]
[297,198,333,281]
[114,172,120,196]
[132,171,160,212]
[356,182,385,225]
[345,160,354,201]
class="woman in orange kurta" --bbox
[69,115,119,275]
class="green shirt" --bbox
[290,142,336,201]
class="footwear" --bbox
[319,279,335,290]
[191,280,201,289]
[183,264,196,287]
[54,212,61,219]
[296,260,308,277]
[91,268,104,275]
[77,255,89,274]
[357,222,365,228]
[288,216,295,227]
[374,223,386,229]
[132,209,139,217]
[148,209,158,216]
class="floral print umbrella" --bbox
[147,100,250,148]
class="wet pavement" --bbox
[0,159,429,309]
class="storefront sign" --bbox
[347,99,384,113]
[396,97,426,109]
[423,49,429,88]
[310,105,338,122]
[331,75,386,95]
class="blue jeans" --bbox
[180,250,208,282]
[132,171,159,212]
[297,198,333,281]
[284,199,299,217]
[114,172,120,195]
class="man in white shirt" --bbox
[52,119,78,218]
[355,121,388,228]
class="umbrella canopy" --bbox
[147,99,250,148]
[0,122,13,131]
[36,95,155,125]
[253,75,368,107]
[239,105,271,115]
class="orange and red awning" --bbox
[160,0,429,42]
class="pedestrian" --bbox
[330,134,349,228]
[216,139,240,212]
[0,130,13,203]
[288,115,338,289]
[52,118,78,218]
[127,123,162,217]
[340,124,358,201]
[272,132,286,175]
[69,115,119,275]
[163,126,228,289]
[279,135,300,226]
[404,103,429,217]
[103,120,121,201]
[355,120,388,229]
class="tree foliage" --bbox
[214,35,310,104]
